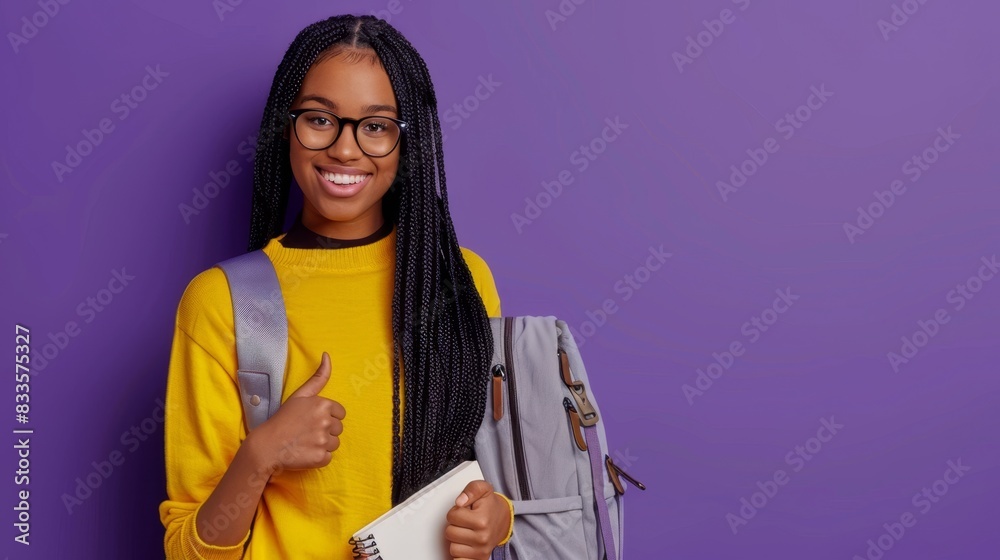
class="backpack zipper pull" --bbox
[491,364,506,421]
[605,455,647,495]
[563,398,588,452]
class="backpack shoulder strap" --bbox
[215,249,288,431]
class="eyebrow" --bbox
[296,94,397,115]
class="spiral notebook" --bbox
[349,460,485,560]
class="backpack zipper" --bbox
[503,316,532,500]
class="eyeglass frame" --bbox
[286,108,408,158]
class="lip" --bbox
[314,166,372,198]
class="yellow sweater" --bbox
[159,223,501,559]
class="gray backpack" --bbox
[216,250,646,560]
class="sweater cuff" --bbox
[494,492,514,546]
[184,502,251,560]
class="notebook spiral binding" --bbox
[348,533,382,560]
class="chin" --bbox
[312,198,362,219]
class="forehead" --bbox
[295,52,396,114]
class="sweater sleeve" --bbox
[461,247,502,317]
[159,269,251,560]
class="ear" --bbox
[282,123,290,140]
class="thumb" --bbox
[290,351,331,398]
[455,479,493,507]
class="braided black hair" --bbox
[247,14,494,505]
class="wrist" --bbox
[240,430,278,478]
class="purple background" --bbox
[2,0,999,558]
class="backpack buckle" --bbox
[568,382,599,426]
[558,349,599,426]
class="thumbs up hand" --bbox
[247,352,347,474]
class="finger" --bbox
[328,418,343,437]
[328,398,347,420]
[324,434,340,453]
[444,524,486,547]
[469,488,500,511]
[455,479,493,507]
[290,352,331,398]
[447,539,479,560]
[446,505,488,531]
[315,448,334,467]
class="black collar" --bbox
[279,212,395,249]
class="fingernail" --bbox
[456,493,469,507]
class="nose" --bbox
[327,122,363,159]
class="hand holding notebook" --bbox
[350,460,504,560]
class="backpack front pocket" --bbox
[507,495,590,560]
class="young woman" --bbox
[159,14,513,559]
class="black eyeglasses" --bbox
[287,108,407,157]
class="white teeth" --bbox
[320,171,370,185]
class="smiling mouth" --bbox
[317,168,372,185]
